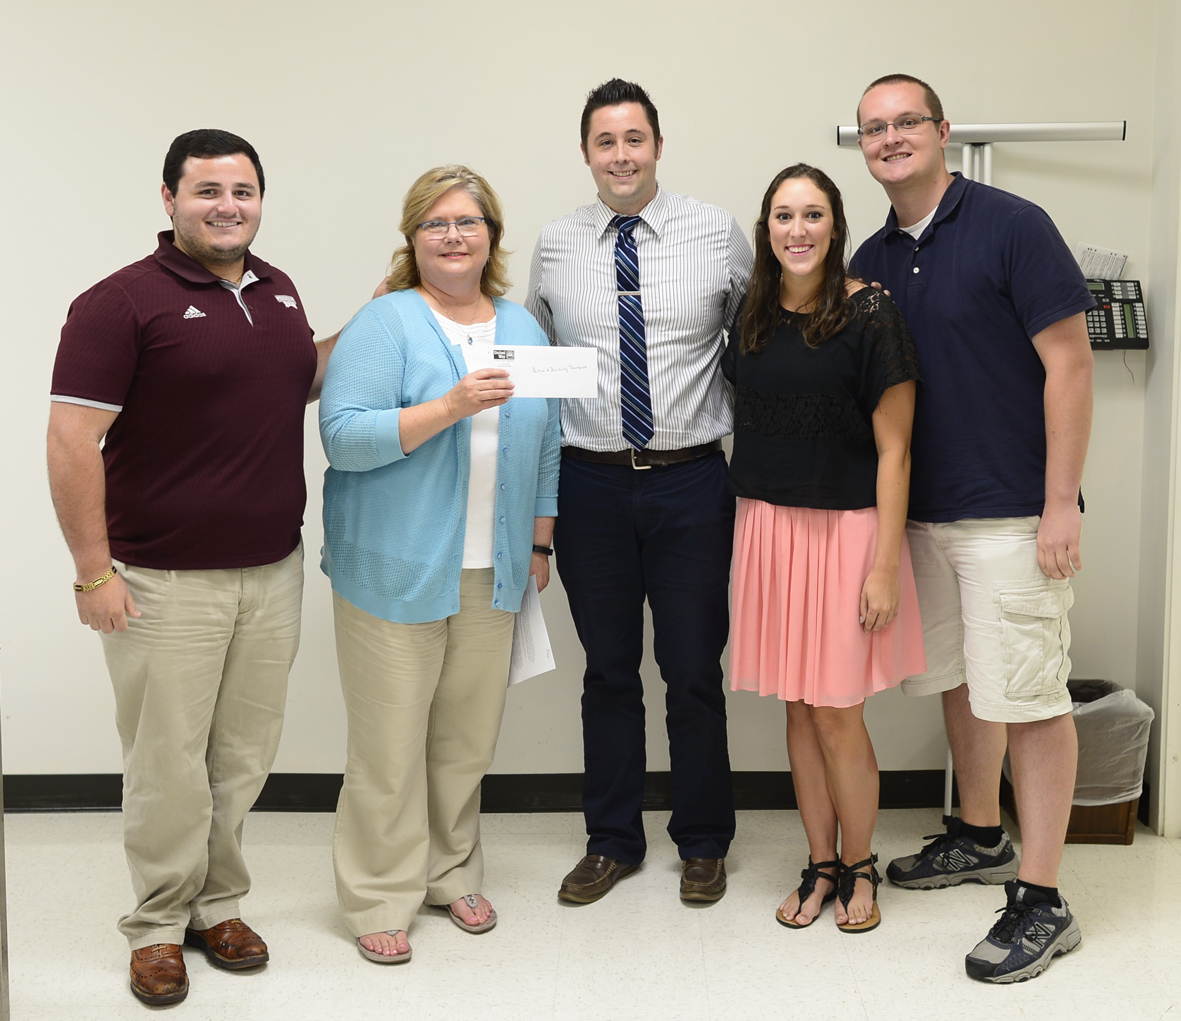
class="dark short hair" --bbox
[162,129,265,197]
[580,79,660,149]
[857,73,945,126]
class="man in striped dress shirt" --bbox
[526,79,753,905]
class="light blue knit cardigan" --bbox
[319,289,560,623]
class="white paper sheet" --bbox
[509,576,556,686]
[466,345,598,398]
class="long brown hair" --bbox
[740,164,852,353]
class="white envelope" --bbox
[466,345,598,398]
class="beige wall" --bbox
[1137,0,1181,834]
[0,0,1171,795]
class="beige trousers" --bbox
[102,545,303,949]
[332,569,514,937]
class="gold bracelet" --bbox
[74,566,117,593]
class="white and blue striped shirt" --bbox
[526,186,754,451]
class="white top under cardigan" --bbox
[429,309,499,568]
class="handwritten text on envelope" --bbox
[465,346,598,399]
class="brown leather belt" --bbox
[561,440,722,470]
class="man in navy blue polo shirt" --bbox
[849,74,1094,983]
[48,129,337,1007]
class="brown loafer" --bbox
[129,943,188,1005]
[184,918,269,970]
[680,857,727,902]
[558,854,640,903]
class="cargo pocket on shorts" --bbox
[998,585,1074,699]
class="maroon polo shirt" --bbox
[51,232,317,570]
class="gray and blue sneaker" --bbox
[965,880,1082,983]
[886,817,1019,889]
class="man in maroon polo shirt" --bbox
[47,129,336,1007]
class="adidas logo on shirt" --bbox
[183,306,206,319]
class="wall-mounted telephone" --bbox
[1085,279,1148,350]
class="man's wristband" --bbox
[74,566,117,593]
[532,544,553,557]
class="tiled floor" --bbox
[4,808,1179,1020]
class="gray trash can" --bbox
[1069,679,1154,807]
[1002,678,1154,844]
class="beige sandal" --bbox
[440,894,498,934]
[356,931,412,963]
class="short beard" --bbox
[171,220,257,270]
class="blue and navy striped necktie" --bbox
[612,214,654,451]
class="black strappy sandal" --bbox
[836,853,881,933]
[775,857,840,929]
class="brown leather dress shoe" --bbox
[558,854,640,903]
[184,918,269,970]
[680,857,727,902]
[129,943,188,1005]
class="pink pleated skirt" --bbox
[729,499,927,707]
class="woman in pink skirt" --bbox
[723,164,926,933]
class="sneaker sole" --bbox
[888,861,1020,890]
[966,919,1082,983]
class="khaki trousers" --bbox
[102,545,303,949]
[332,569,514,937]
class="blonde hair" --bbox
[384,165,510,296]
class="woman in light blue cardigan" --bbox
[319,166,559,965]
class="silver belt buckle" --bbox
[629,448,652,470]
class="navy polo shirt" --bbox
[849,174,1094,523]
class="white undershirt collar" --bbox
[217,269,259,324]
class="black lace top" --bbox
[722,287,921,509]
